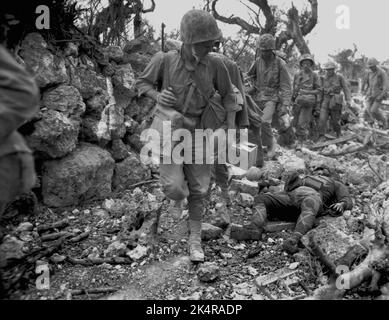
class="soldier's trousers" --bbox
[256,186,322,236]
[366,97,388,128]
[293,96,315,142]
[318,96,342,136]
[260,101,278,150]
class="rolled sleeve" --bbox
[334,181,353,210]
[135,51,165,97]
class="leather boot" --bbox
[188,219,204,262]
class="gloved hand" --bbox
[157,87,177,107]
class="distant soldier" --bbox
[318,62,351,139]
[292,54,321,147]
[247,34,292,158]
[363,57,389,129]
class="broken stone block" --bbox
[230,179,258,196]
[42,144,115,207]
[238,193,254,208]
[112,154,151,192]
[104,241,127,257]
[301,216,358,263]
[229,223,262,241]
[0,236,25,267]
[85,92,109,118]
[20,33,68,88]
[41,85,86,119]
[109,139,131,161]
[264,222,295,233]
[127,245,148,261]
[201,223,223,241]
[197,262,220,282]
[26,110,80,158]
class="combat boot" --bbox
[188,219,204,262]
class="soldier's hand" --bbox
[330,202,345,213]
[157,87,177,107]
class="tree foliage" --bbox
[329,45,367,80]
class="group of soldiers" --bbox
[135,10,368,262]
[0,9,387,286]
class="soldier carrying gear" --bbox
[317,61,351,139]
[363,57,389,129]
[247,33,293,159]
[292,53,321,147]
[136,10,239,263]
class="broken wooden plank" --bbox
[255,268,298,287]
[311,134,358,150]
[71,287,119,296]
[37,219,69,234]
[68,231,90,243]
[41,231,74,242]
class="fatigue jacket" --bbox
[292,70,321,99]
[247,55,292,111]
[364,67,389,101]
[135,48,238,119]
[0,45,40,158]
[320,73,351,103]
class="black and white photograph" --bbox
[0,0,389,308]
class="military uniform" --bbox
[247,35,292,155]
[292,65,321,142]
[364,64,389,129]
[135,10,238,262]
[318,70,351,137]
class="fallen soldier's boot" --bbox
[188,219,204,262]
[282,233,301,254]
[229,223,262,241]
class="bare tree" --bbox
[208,0,318,55]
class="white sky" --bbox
[144,0,389,63]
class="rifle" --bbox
[161,22,166,52]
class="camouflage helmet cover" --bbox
[299,53,315,66]
[180,10,221,44]
[257,33,276,50]
[367,57,379,67]
[323,61,336,70]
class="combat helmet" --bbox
[180,10,221,44]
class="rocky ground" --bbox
[1,127,388,300]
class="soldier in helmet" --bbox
[317,61,351,139]
[247,34,292,158]
[135,10,239,262]
[292,54,321,147]
[363,57,389,129]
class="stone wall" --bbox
[18,33,157,208]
